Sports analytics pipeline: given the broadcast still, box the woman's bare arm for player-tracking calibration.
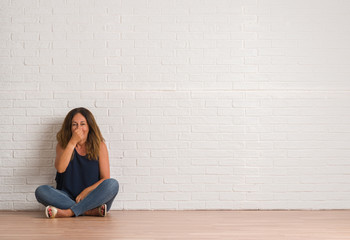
[54,142,75,173]
[55,129,83,173]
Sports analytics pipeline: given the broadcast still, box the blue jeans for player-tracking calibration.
[35,178,119,216]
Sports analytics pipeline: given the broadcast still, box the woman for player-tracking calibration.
[35,107,119,218]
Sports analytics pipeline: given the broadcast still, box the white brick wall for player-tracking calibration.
[1,0,350,210]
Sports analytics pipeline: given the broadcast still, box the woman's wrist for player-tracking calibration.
[67,140,77,149]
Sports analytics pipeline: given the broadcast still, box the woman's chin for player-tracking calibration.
[77,140,87,146]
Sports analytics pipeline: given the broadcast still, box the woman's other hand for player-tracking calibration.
[75,187,91,203]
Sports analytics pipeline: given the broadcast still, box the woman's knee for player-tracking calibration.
[103,178,119,194]
[35,185,51,201]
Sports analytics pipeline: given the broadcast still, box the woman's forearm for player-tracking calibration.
[86,178,107,193]
[55,141,76,173]
[75,178,108,203]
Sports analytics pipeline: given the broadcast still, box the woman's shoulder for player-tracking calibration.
[100,141,107,151]
[98,141,108,161]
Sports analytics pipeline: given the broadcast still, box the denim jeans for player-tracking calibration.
[35,178,119,216]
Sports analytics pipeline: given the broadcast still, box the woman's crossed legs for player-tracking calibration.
[35,178,119,217]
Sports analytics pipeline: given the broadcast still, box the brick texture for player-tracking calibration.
[1,0,350,210]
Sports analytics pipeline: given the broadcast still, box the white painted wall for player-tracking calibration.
[1,0,350,210]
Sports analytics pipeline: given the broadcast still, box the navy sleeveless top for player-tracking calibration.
[55,148,100,199]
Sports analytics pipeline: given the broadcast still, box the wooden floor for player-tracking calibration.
[0,210,350,239]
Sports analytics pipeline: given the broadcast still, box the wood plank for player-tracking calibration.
[0,210,350,239]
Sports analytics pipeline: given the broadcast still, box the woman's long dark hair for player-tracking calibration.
[56,107,104,160]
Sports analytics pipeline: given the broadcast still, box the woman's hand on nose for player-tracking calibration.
[71,128,84,145]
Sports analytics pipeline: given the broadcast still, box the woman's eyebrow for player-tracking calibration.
[72,120,85,123]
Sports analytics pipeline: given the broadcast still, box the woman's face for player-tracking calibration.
[71,113,89,143]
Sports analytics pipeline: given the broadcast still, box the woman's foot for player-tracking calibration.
[98,204,107,217]
[46,206,74,218]
[84,204,107,217]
